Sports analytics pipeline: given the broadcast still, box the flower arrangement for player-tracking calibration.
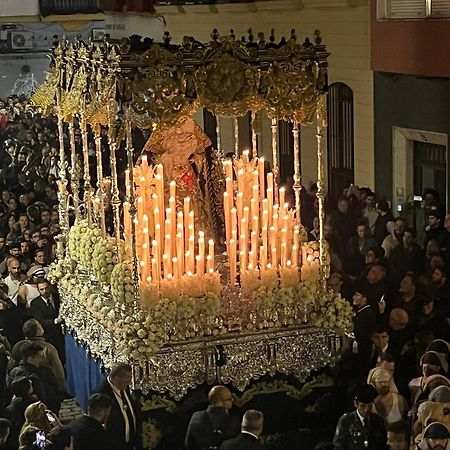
[311,288,354,333]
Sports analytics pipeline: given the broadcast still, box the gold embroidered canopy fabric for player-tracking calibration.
[33,30,329,128]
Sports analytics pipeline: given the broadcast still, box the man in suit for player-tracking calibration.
[29,278,64,359]
[220,410,263,450]
[333,384,387,450]
[185,385,240,450]
[68,393,116,450]
[93,363,141,450]
[353,290,377,378]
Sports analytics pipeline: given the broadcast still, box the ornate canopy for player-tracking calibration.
[33,29,329,128]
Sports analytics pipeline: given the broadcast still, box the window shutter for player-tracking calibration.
[386,0,426,19]
[431,0,450,17]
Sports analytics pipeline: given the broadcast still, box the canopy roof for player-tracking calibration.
[33,29,329,128]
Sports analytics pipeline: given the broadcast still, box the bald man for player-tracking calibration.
[185,386,240,450]
[220,410,263,450]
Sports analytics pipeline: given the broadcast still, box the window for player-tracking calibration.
[377,0,450,19]
[327,82,354,204]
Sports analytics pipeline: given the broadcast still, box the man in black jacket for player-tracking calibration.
[7,341,61,413]
[185,385,240,450]
[68,393,116,450]
[353,290,377,378]
[93,363,141,450]
[29,279,64,359]
[333,384,387,450]
[220,410,263,450]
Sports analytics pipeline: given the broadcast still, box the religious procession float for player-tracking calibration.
[33,28,354,448]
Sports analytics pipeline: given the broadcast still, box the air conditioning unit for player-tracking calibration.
[10,31,33,50]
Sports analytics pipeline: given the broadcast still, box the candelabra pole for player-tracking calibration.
[80,105,92,224]
[251,111,258,157]
[56,90,69,259]
[68,120,80,222]
[94,126,106,235]
[316,95,329,289]
[216,115,222,153]
[107,100,123,262]
[125,108,140,313]
[270,118,279,204]
[233,117,239,156]
[292,121,301,223]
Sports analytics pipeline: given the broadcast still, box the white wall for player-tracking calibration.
[0,0,39,17]
[156,0,374,191]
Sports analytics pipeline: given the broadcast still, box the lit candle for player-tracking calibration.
[291,245,298,268]
[169,180,176,199]
[197,231,205,275]
[224,159,233,180]
[229,239,237,284]
[271,246,278,268]
[152,239,160,281]
[176,229,184,274]
[281,242,287,267]
[261,226,268,269]
[172,257,179,279]
[207,239,214,272]
[164,233,171,263]
[231,208,237,246]
[258,157,265,200]
[260,245,266,270]
[141,153,149,172]
[184,197,190,249]
[224,191,231,247]
[237,169,244,195]
[242,149,250,164]
[279,187,285,209]
[236,192,243,223]
[250,231,258,267]
[188,235,195,273]
[267,188,273,227]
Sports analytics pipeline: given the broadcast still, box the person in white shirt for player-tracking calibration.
[4,257,25,305]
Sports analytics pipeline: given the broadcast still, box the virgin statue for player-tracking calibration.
[143,117,220,239]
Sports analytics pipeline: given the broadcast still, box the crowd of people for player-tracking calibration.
[0,95,449,450]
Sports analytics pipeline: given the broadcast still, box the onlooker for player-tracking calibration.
[220,410,263,450]
[68,393,116,450]
[93,363,141,450]
[185,385,240,450]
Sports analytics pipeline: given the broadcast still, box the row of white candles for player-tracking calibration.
[223,151,301,284]
[123,157,215,285]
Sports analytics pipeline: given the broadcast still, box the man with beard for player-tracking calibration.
[366,367,408,426]
[333,384,387,450]
[418,422,450,450]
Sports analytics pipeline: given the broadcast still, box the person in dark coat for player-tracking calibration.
[29,279,64,360]
[333,384,387,450]
[185,385,240,450]
[68,393,116,450]
[92,363,141,450]
[7,342,61,414]
[220,410,263,450]
[5,377,34,446]
[352,290,377,378]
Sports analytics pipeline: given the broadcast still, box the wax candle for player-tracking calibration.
[169,181,176,199]
[279,187,285,209]
[197,231,205,275]
[207,239,214,272]
[176,230,184,274]
[229,239,236,284]
[258,157,265,199]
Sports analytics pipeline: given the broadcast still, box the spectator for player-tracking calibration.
[29,279,64,358]
[7,343,62,414]
[417,422,450,450]
[367,367,408,425]
[9,319,65,390]
[46,426,73,450]
[220,409,263,450]
[333,384,387,449]
[386,420,409,450]
[68,393,116,450]
[0,419,11,449]
[93,363,141,450]
[382,217,406,260]
[185,385,240,450]
[374,200,395,246]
